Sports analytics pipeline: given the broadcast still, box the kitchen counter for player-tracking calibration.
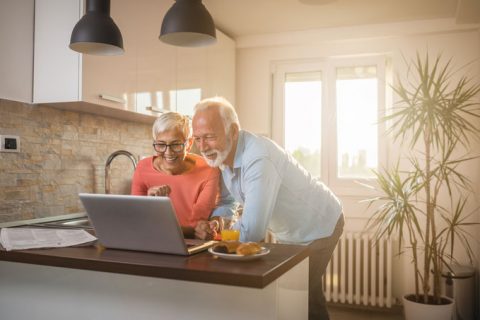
[0,242,310,320]
[0,242,309,288]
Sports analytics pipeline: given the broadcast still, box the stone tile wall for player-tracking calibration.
[0,99,154,223]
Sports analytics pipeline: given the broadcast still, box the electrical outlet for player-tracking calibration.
[0,135,20,153]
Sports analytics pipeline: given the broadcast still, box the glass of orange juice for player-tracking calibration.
[220,216,240,241]
[221,229,240,241]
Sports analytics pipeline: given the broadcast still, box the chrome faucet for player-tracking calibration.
[105,150,138,194]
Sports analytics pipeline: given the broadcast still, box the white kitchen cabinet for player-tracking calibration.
[0,1,35,103]
[135,0,235,117]
[33,0,81,104]
[173,30,236,116]
[0,258,308,320]
[138,30,235,118]
[0,0,235,122]
[34,0,138,114]
[135,0,177,115]
[206,31,236,104]
[81,0,138,112]
[173,46,208,116]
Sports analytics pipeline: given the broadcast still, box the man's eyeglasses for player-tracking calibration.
[153,142,186,153]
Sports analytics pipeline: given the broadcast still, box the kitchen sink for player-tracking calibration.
[56,218,91,227]
[0,213,93,230]
[30,217,93,230]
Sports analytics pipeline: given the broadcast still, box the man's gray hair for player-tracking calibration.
[152,112,191,140]
[194,96,241,134]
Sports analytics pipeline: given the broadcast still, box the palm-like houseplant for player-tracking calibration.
[365,53,480,311]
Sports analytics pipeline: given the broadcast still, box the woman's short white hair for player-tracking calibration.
[152,112,191,140]
[194,96,240,133]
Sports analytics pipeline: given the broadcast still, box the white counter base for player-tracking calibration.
[0,257,308,320]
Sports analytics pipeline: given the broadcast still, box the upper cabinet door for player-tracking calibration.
[5,0,235,122]
[81,0,138,112]
[174,46,208,116]
[0,0,34,103]
[33,0,137,112]
[33,0,81,103]
[135,0,235,117]
[206,30,236,104]
[135,0,176,115]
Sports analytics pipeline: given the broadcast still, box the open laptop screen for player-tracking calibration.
[79,193,213,255]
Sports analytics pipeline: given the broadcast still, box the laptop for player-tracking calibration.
[79,193,215,255]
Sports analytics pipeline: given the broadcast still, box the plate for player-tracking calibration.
[208,247,270,261]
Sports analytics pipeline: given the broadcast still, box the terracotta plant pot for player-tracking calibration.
[403,294,454,320]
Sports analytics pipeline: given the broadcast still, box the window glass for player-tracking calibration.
[284,72,322,177]
[336,66,378,178]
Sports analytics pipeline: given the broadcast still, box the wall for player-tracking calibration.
[0,99,153,223]
[234,18,480,304]
[476,29,480,317]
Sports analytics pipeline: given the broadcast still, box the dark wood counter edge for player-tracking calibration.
[0,245,310,289]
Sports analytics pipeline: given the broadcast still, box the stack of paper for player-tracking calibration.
[0,228,97,251]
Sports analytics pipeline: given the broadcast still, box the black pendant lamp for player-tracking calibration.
[160,0,216,47]
[69,0,124,55]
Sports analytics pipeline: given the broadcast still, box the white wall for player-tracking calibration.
[235,18,480,304]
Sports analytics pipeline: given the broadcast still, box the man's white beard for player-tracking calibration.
[202,135,233,168]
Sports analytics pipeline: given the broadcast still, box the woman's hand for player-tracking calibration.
[147,185,171,197]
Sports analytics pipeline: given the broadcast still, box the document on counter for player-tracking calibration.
[0,228,97,251]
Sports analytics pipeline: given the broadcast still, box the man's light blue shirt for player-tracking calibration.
[219,130,342,244]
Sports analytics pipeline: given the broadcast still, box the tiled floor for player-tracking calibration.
[328,303,404,320]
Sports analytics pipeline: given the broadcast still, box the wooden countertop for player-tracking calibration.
[0,243,309,289]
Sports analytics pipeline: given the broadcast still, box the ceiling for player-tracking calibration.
[202,0,480,38]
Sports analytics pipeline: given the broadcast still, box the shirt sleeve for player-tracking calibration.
[211,178,238,218]
[239,157,282,242]
[130,161,148,195]
[189,169,220,224]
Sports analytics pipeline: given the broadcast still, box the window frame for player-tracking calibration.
[271,56,388,196]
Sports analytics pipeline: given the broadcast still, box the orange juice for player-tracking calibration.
[221,229,240,241]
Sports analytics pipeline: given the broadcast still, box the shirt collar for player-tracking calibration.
[219,130,245,172]
[233,130,245,169]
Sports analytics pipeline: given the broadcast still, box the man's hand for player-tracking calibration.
[147,185,171,197]
[194,219,219,240]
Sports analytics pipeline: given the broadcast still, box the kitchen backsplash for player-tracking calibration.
[0,99,154,223]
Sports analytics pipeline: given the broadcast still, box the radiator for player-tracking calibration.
[323,232,393,308]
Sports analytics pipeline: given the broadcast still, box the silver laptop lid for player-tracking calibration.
[79,193,193,255]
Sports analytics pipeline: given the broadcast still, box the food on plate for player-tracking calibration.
[212,241,263,256]
[235,242,262,256]
[212,241,241,254]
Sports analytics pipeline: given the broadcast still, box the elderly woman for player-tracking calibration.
[131,112,221,238]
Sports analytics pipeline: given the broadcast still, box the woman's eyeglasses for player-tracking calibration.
[152,142,186,153]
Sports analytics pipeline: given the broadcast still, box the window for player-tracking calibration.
[336,66,378,179]
[273,57,386,194]
[284,72,322,177]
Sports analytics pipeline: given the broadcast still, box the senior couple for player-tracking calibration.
[131,97,344,320]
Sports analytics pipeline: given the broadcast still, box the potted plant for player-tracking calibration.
[364,52,480,319]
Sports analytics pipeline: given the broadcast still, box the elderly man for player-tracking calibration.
[192,96,344,320]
